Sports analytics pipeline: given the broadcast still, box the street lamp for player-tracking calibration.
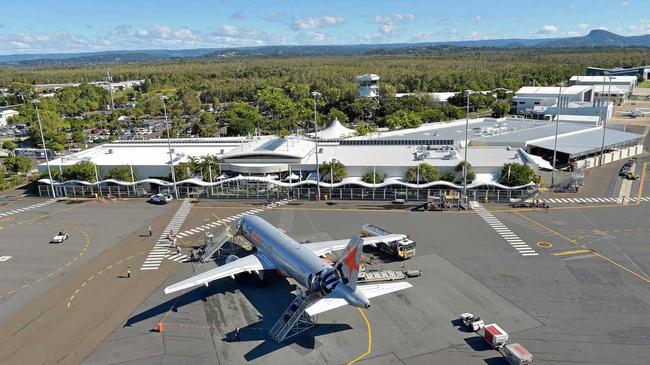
[462,89,474,204]
[599,74,614,166]
[161,96,178,198]
[311,91,322,200]
[550,82,564,188]
[25,96,56,198]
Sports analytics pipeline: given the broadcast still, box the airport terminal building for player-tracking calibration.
[38,117,644,200]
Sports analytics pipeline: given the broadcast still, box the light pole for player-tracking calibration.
[33,99,56,198]
[550,82,564,188]
[311,91,322,200]
[462,89,474,203]
[161,96,178,198]
[106,69,115,112]
[599,74,613,166]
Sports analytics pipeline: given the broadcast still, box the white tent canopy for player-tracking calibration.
[312,118,356,139]
[283,172,300,181]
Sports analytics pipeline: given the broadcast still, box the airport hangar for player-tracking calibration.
[38,117,644,198]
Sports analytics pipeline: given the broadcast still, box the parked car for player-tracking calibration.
[51,231,69,243]
[149,193,173,204]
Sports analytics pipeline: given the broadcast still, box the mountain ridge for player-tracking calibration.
[1,29,648,66]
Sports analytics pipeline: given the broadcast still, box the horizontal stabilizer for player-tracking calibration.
[305,281,412,316]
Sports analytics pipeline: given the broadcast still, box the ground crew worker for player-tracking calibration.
[148,225,152,237]
[176,245,181,255]
[127,266,131,278]
[234,327,240,341]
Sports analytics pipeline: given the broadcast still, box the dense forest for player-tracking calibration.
[0,47,648,150]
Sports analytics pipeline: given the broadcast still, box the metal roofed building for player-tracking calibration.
[586,66,650,80]
[569,75,637,104]
[511,85,615,120]
[37,117,643,199]
[527,127,643,169]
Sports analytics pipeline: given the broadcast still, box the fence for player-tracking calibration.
[38,182,530,203]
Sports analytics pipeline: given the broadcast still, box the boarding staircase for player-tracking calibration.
[552,166,585,193]
[269,291,321,343]
[511,185,548,207]
[199,230,233,263]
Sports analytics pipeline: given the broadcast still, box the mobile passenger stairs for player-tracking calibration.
[193,229,242,263]
[552,165,585,193]
[510,185,549,208]
[269,268,421,343]
[269,291,322,343]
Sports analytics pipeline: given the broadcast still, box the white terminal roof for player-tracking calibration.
[310,144,524,168]
[592,84,627,94]
[49,138,255,167]
[515,85,593,95]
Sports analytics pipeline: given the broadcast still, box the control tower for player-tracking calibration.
[356,74,380,98]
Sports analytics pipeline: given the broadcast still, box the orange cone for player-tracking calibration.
[156,322,164,333]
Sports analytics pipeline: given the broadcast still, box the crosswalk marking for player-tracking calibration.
[546,196,650,204]
[140,199,192,271]
[0,199,57,217]
[470,201,538,258]
[173,198,294,240]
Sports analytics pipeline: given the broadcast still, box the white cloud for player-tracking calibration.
[208,25,283,46]
[112,24,132,36]
[537,25,558,35]
[134,25,200,44]
[214,25,238,36]
[373,13,416,34]
[292,16,344,31]
[564,31,580,37]
[10,41,29,49]
[628,18,650,34]
[576,23,589,31]
[620,1,631,6]
[474,15,482,21]
[296,31,328,44]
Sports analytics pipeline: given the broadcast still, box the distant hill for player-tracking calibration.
[1,29,649,66]
[537,29,650,48]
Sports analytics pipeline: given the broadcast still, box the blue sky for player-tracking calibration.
[0,0,647,54]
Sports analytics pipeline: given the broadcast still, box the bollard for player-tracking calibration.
[156,322,164,333]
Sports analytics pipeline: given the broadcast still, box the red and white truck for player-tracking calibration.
[504,343,534,365]
[481,323,509,349]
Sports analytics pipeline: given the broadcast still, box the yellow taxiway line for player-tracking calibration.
[553,248,592,256]
[514,212,650,284]
[347,308,372,365]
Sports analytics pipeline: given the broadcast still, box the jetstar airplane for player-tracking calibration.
[164,215,412,316]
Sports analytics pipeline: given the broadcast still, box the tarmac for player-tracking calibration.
[0,164,648,364]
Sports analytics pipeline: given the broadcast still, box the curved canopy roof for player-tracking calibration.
[313,118,356,139]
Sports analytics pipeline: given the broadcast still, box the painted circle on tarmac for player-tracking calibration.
[537,241,553,248]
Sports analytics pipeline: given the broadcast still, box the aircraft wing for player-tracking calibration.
[163,252,276,294]
[303,234,406,257]
[305,281,412,316]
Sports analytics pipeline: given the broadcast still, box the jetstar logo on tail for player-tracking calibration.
[342,247,359,278]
